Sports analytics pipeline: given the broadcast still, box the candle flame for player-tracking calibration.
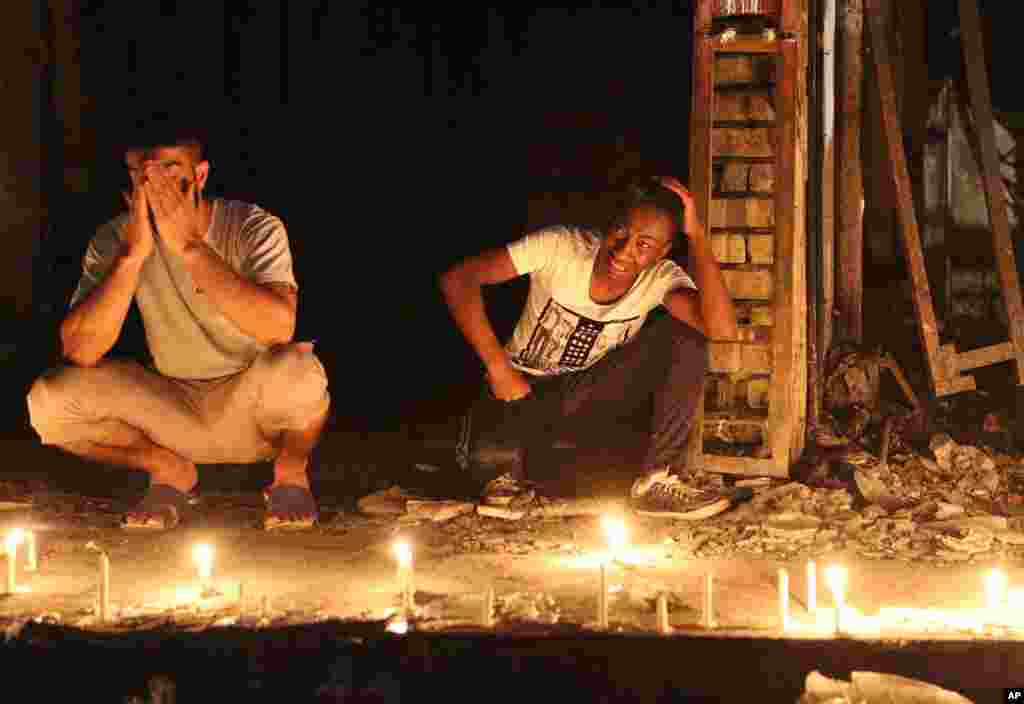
[193,543,214,580]
[985,569,1008,611]
[393,540,412,569]
[601,515,628,556]
[824,565,847,604]
[386,618,409,635]
[5,528,24,554]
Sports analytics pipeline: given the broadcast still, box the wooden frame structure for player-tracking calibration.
[864,0,1024,397]
[686,1,807,477]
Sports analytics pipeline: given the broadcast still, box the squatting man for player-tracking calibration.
[27,123,330,530]
[440,177,739,516]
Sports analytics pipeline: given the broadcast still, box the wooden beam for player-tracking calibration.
[835,0,864,344]
[696,2,712,33]
[958,0,1024,386]
[768,38,805,474]
[956,342,1015,372]
[864,0,945,396]
[821,0,836,355]
[713,38,782,53]
[687,36,716,471]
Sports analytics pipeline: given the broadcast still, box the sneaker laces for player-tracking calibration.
[644,475,716,508]
[484,473,523,495]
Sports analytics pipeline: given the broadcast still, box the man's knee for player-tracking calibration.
[26,365,92,444]
[257,343,330,427]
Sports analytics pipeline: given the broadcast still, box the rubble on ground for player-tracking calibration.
[670,432,1024,566]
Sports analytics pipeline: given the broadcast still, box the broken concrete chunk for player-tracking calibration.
[477,505,526,521]
[929,434,957,472]
[357,486,415,516]
[405,501,476,523]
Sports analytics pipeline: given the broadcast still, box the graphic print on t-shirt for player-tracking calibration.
[516,298,640,372]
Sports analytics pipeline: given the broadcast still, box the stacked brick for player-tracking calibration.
[704,52,780,453]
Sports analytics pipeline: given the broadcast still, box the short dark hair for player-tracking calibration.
[119,112,208,162]
[610,176,685,235]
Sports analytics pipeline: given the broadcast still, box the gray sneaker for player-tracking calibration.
[631,468,746,520]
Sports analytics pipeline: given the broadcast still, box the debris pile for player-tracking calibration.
[671,433,1024,565]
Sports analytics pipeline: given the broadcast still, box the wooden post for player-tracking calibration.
[821,0,836,356]
[835,0,864,344]
[957,0,1024,386]
[864,0,945,396]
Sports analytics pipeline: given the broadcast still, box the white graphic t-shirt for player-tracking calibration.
[69,198,298,380]
[504,225,697,377]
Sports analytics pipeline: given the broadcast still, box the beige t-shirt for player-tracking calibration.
[70,198,298,380]
[504,225,696,377]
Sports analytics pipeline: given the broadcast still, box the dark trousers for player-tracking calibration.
[456,312,708,483]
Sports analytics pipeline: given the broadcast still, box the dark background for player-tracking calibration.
[28,1,1024,429]
[33,2,700,426]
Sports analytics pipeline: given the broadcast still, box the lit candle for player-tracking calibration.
[393,540,414,614]
[193,543,214,587]
[482,587,494,628]
[25,532,36,572]
[99,552,110,623]
[825,565,847,636]
[703,573,715,629]
[985,569,1008,612]
[806,561,816,612]
[778,568,790,631]
[656,593,671,635]
[601,515,628,563]
[598,561,609,629]
[5,529,24,595]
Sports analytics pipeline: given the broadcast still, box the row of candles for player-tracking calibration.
[4,520,1021,634]
[4,528,215,624]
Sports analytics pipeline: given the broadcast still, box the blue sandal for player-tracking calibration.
[122,484,198,530]
[263,484,319,530]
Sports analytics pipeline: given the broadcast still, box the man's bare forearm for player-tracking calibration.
[439,271,510,372]
[687,226,739,340]
[60,254,145,366]
[181,242,295,346]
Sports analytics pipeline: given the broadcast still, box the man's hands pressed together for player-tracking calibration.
[119,181,155,265]
[141,163,205,255]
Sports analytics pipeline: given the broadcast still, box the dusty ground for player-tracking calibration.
[3,400,1024,702]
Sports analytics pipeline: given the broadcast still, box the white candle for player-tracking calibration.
[601,515,628,563]
[598,562,609,629]
[985,569,1008,613]
[482,587,494,628]
[806,561,816,612]
[703,573,715,629]
[393,540,414,613]
[5,529,23,595]
[193,543,214,585]
[778,568,790,631]
[656,593,670,635]
[25,532,36,572]
[99,552,110,623]
[825,565,847,636]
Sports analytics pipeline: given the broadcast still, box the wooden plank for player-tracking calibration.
[767,38,801,476]
[696,0,714,32]
[821,0,836,356]
[835,0,864,344]
[956,342,1015,372]
[714,38,781,53]
[780,0,800,34]
[692,455,788,478]
[958,0,1024,386]
[687,36,717,472]
[864,0,945,397]
[713,0,782,16]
